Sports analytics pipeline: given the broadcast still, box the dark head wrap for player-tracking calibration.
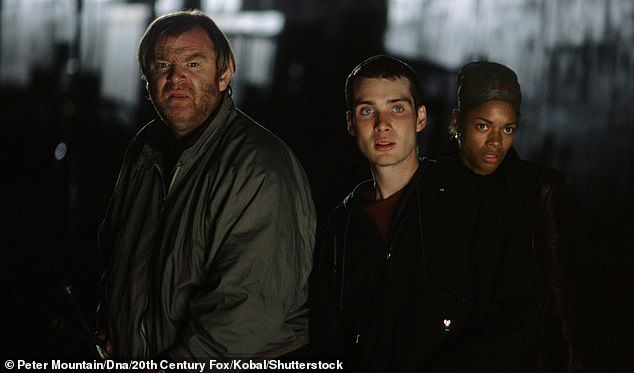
[457,61,521,115]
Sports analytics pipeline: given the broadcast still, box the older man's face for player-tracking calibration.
[148,27,232,138]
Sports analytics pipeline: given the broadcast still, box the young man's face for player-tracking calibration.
[147,27,233,139]
[347,77,426,171]
[454,99,518,175]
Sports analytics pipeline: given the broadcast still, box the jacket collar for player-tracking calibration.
[343,160,425,208]
[179,93,235,163]
[141,94,235,166]
[343,156,474,208]
[492,147,540,192]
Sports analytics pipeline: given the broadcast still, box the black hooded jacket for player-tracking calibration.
[310,156,545,372]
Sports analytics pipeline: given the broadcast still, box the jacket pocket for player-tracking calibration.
[380,291,467,369]
[351,290,468,371]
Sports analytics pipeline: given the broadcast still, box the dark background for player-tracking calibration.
[1,0,632,371]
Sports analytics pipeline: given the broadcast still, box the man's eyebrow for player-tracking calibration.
[183,52,208,60]
[354,97,412,106]
[154,51,209,60]
[387,97,412,104]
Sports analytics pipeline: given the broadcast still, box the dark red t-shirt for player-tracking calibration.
[361,187,407,246]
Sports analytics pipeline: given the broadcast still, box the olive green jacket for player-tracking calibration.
[99,95,316,359]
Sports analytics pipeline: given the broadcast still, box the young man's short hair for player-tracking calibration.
[345,55,423,112]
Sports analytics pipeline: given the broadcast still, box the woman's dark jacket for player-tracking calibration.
[310,157,545,372]
[487,148,571,372]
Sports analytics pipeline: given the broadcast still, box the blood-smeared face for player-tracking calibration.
[148,27,232,138]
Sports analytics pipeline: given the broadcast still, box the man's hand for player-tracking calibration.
[94,329,113,359]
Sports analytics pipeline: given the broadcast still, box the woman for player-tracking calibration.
[448,61,576,372]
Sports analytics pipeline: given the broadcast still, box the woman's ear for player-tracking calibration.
[450,108,462,145]
[450,109,459,133]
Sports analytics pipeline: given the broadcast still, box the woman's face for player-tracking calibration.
[454,100,518,175]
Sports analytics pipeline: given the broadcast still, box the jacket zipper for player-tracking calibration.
[139,162,180,356]
[168,165,181,194]
[153,163,181,199]
[153,163,167,200]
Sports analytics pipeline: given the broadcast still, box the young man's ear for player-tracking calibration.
[416,105,427,132]
[346,111,356,136]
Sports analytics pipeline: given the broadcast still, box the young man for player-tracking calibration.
[97,10,316,360]
[310,55,543,371]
